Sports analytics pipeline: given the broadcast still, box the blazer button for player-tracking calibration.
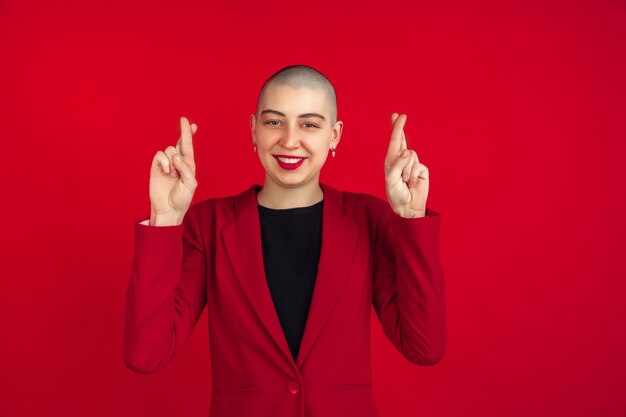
[288,381,300,394]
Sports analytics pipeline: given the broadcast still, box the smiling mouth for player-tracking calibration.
[274,155,306,164]
[273,155,307,170]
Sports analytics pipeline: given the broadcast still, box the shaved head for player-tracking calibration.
[255,65,338,126]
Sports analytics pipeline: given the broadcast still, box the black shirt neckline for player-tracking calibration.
[257,199,324,215]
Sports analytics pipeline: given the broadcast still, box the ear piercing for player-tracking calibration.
[253,144,257,153]
[331,145,336,158]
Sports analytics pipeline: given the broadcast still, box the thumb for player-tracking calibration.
[172,153,198,192]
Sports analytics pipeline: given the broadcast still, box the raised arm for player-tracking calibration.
[123,116,207,374]
[373,111,446,365]
[371,202,447,366]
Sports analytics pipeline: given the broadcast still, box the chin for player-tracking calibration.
[277,177,308,188]
[269,172,312,188]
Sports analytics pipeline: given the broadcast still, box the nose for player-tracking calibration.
[280,123,300,149]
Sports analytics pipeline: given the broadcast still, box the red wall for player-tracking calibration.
[1,1,625,416]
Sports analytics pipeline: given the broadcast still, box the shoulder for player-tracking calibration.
[339,189,386,212]
[190,193,236,214]
[186,184,256,224]
[323,183,389,225]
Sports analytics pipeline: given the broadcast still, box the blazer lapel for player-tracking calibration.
[220,182,361,370]
[221,184,292,369]
[296,183,361,368]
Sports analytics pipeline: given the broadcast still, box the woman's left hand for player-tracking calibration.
[384,113,429,218]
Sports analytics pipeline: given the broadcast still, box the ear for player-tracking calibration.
[331,120,343,149]
[250,114,257,144]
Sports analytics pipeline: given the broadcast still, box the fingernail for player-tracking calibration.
[175,155,182,161]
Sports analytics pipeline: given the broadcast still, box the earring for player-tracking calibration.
[253,144,257,153]
[331,145,336,158]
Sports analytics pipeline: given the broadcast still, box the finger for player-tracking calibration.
[386,149,411,186]
[400,123,408,152]
[413,146,419,165]
[390,113,409,151]
[179,116,195,160]
[172,152,198,193]
[164,146,180,177]
[409,162,429,188]
[175,123,198,155]
[152,151,171,174]
[164,145,176,157]
[402,150,417,183]
[386,113,407,158]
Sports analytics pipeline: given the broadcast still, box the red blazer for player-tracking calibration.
[124,182,446,417]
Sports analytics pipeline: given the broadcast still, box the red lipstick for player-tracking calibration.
[273,155,306,170]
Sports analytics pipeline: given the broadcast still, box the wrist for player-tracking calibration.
[150,212,184,226]
[391,206,426,219]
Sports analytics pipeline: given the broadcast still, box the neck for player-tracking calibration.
[257,175,324,209]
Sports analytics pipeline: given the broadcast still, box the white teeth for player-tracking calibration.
[277,156,304,164]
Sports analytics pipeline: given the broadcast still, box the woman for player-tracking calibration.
[124,65,446,417]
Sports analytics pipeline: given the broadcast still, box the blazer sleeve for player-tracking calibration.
[371,202,447,366]
[123,206,208,374]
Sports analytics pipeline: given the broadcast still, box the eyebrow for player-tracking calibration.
[261,109,326,121]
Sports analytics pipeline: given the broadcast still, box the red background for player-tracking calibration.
[1,1,625,416]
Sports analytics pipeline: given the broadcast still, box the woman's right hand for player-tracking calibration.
[148,116,198,226]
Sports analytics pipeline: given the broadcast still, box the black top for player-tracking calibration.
[257,199,324,363]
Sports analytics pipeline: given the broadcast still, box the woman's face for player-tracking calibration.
[250,84,342,190]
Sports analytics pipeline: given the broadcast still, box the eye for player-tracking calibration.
[303,122,319,128]
[264,120,281,126]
